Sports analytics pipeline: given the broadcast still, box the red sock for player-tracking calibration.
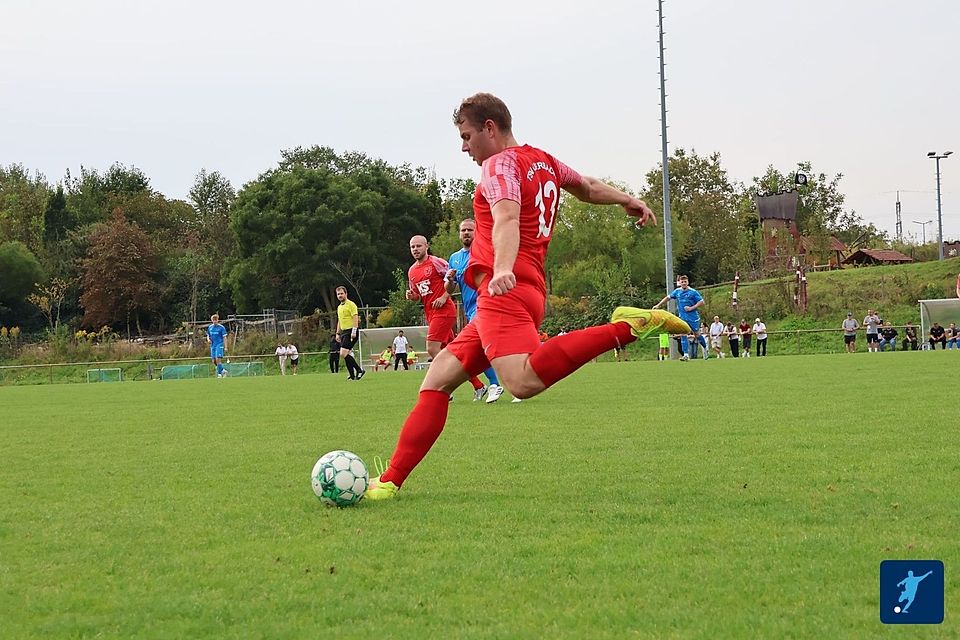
[528,323,635,388]
[381,390,449,487]
[469,376,484,390]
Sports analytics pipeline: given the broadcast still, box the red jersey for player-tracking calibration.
[408,255,456,318]
[465,145,582,296]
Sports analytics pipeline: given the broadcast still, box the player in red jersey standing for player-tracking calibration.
[365,93,689,500]
[406,235,487,400]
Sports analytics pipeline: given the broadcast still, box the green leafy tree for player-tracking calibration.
[0,241,44,323]
[175,169,238,323]
[0,164,51,255]
[547,190,664,299]
[79,210,160,335]
[225,153,442,315]
[379,269,424,327]
[643,149,748,285]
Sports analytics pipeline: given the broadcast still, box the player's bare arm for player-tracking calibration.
[563,176,657,227]
[652,294,671,309]
[488,199,520,296]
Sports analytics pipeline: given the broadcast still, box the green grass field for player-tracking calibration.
[2,353,957,638]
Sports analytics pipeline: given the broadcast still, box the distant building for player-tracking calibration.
[841,248,914,266]
[754,191,847,268]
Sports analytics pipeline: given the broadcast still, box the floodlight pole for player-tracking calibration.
[657,0,675,309]
[929,151,952,260]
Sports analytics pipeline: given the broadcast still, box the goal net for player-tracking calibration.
[222,361,264,377]
[160,364,210,380]
[86,368,122,383]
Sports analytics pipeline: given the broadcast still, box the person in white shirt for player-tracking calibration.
[752,318,768,356]
[709,315,725,358]
[275,342,287,375]
[863,309,882,353]
[392,330,410,371]
[286,342,299,375]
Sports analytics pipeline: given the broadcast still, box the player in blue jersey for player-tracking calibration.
[444,218,505,403]
[206,313,229,377]
[653,275,705,360]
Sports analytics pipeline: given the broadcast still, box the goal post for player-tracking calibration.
[86,368,122,383]
[222,361,264,377]
[160,364,210,380]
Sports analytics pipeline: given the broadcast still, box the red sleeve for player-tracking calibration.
[429,256,449,272]
[479,149,521,206]
[553,157,582,189]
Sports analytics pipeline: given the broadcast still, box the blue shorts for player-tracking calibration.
[681,316,700,333]
[210,344,225,359]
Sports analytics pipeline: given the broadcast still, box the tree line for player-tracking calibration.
[0,146,906,339]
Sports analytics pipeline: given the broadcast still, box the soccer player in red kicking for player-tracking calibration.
[365,93,689,500]
[406,235,488,400]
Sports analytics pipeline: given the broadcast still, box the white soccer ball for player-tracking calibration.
[311,450,368,507]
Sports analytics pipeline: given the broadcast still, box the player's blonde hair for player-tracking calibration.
[336,286,347,294]
[453,93,512,133]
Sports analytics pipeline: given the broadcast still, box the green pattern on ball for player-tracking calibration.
[311,450,368,507]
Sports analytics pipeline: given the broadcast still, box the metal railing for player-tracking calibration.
[0,350,333,386]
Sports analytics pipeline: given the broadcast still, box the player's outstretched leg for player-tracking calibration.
[610,307,691,339]
[501,307,689,400]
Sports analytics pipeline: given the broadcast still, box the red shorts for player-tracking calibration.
[446,281,545,376]
[426,312,456,344]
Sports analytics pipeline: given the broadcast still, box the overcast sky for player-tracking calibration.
[2,0,957,242]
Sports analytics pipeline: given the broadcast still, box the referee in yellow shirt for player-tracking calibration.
[336,286,365,380]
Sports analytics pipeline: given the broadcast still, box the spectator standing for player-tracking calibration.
[842,312,859,353]
[929,322,947,349]
[739,319,752,357]
[328,332,342,373]
[753,318,768,356]
[725,321,740,358]
[901,322,919,351]
[287,341,299,375]
[863,309,881,353]
[709,315,725,358]
[275,342,288,375]
[392,330,410,370]
[878,322,897,352]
